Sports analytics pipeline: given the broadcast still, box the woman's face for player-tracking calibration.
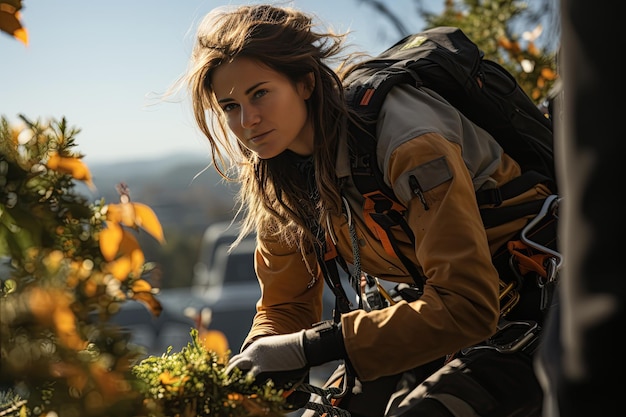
[211,57,314,159]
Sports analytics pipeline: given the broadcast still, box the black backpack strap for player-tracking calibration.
[477,170,557,229]
[314,234,353,321]
[476,170,556,207]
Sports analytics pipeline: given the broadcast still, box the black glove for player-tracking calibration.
[303,320,347,366]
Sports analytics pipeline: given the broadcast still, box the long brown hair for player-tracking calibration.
[181,4,354,254]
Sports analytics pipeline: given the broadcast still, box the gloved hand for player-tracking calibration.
[226,320,348,384]
[226,331,311,410]
[226,331,308,379]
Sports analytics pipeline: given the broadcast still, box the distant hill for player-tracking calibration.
[78,153,237,230]
[75,153,241,288]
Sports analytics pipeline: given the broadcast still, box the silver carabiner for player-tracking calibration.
[520,195,563,271]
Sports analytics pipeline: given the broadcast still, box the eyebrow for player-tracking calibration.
[217,81,267,104]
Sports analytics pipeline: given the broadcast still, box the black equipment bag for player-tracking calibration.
[305,27,561,417]
[342,25,556,198]
[333,26,557,291]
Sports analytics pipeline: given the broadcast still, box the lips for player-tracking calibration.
[249,130,272,143]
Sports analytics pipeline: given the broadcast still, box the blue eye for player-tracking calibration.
[253,89,268,99]
[222,103,239,112]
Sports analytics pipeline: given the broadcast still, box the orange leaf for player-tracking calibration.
[497,36,511,50]
[159,370,180,385]
[537,76,546,88]
[84,276,99,297]
[104,230,145,281]
[12,25,26,44]
[46,152,94,190]
[28,287,56,324]
[107,256,132,281]
[130,278,153,293]
[132,291,163,317]
[0,6,28,46]
[28,288,87,351]
[118,203,139,228]
[541,67,557,80]
[53,303,88,350]
[99,221,123,261]
[105,204,122,223]
[107,201,141,229]
[106,199,165,245]
[89,363,132,402]
[118,230,145,277]
[200,329,229,359]
[132,203,166,244]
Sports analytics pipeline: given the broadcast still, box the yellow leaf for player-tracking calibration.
[130,278,152,293]
[46,152,95,190]
[107,256,131,281]
[159,370,180,385]
[132,203,166,244]
[118,228,140,254]
[119,229,145,276]
[12,25,26,45]
[107,193,165,244]
[119,203,138,228]
[99,221,123,261]
[84,276,99,297]
[200,329,230,359]
[105,230,145,280]
[107,201,139,229]
[105,204,122,224]
[28,288,87,351]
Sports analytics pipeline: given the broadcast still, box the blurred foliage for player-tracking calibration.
[423,0,558,102]
[0,116,290,416]
[363,0,559,103]
[0,115,164,416]
[133,329,287,417]
[0,0,28,45]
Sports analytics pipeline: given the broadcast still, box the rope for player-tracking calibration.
[296,382,351,417]
[342,197,363,307]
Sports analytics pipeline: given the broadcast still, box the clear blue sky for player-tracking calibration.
[1,0,430,165]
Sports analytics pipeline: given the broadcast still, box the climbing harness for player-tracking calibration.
[295,382,352,417]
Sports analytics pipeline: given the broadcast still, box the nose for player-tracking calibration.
[240,105,261,129]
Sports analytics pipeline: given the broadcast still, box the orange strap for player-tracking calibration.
[324,232,339,261]
[507,240,551,278]
[362,192,407,259]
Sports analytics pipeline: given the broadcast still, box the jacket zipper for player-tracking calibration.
[409,175,429,211]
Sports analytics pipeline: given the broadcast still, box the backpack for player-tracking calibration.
[319,26,559,318]
[343,26,555,186]
[305,27,561,416]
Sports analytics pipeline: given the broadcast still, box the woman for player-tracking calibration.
[179,4,554,417]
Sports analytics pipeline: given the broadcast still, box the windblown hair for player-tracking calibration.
[182,4,354,253]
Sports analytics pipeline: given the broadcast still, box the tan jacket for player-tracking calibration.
[244,86,552,381]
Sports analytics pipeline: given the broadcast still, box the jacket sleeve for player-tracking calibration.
[340,132,501,381]
[241,234,326,351]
